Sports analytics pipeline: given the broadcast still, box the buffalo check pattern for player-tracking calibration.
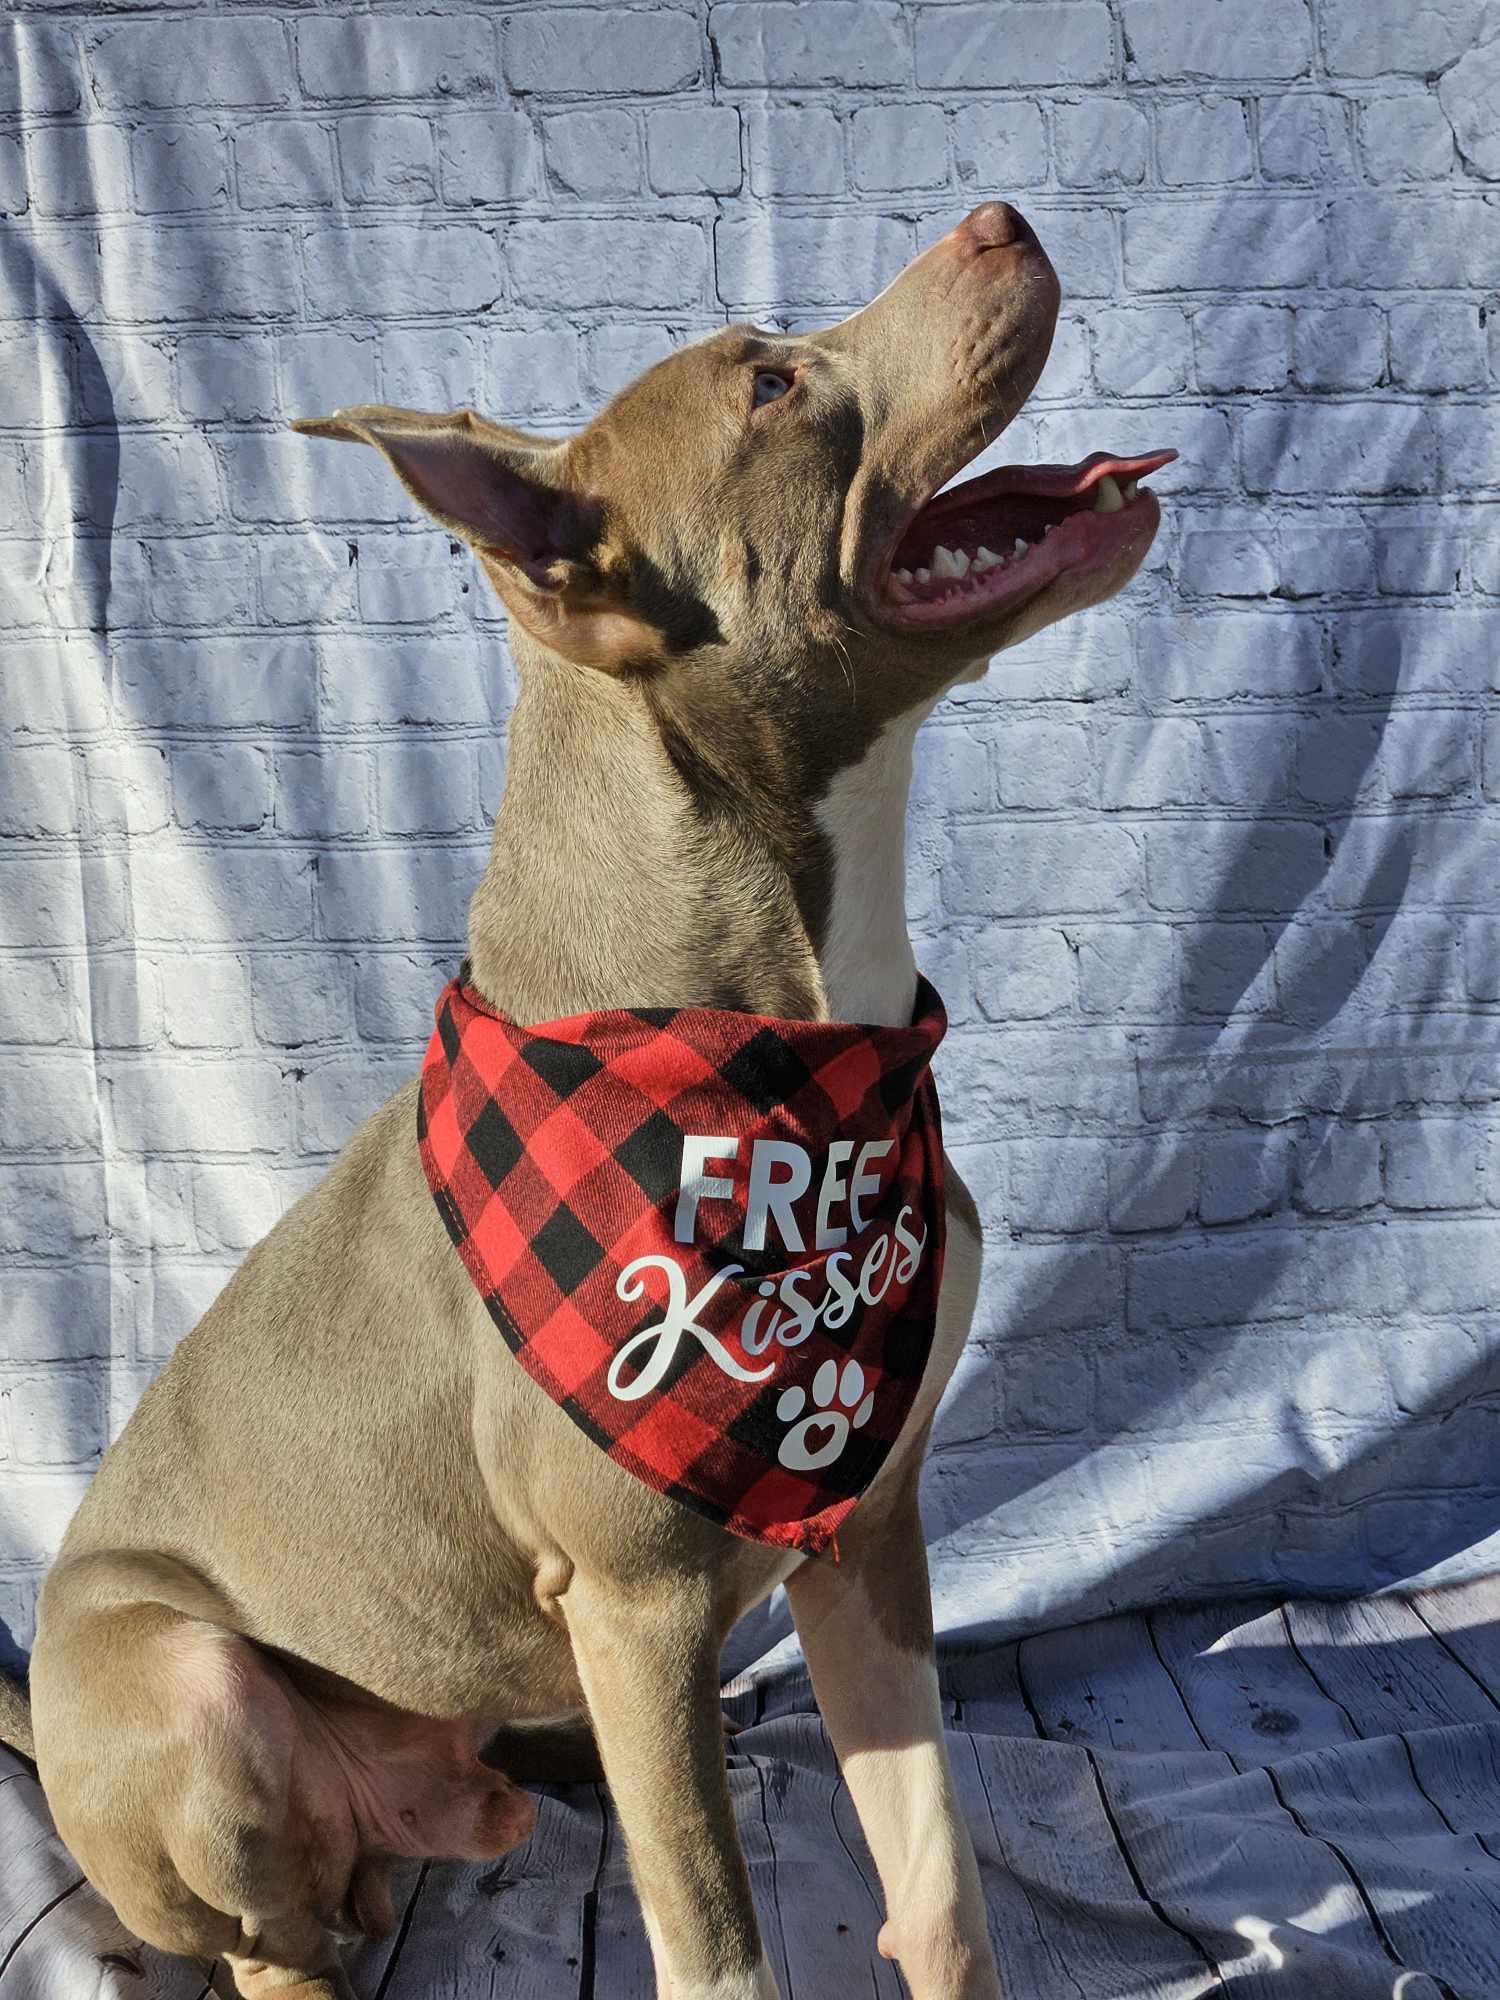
[418,964,947,1554]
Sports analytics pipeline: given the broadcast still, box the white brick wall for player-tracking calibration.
[4,0,1500,1668]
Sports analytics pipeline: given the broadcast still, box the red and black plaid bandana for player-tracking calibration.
[417,966,947,1555]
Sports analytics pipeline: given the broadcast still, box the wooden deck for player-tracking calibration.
[6,1579,1500,1997]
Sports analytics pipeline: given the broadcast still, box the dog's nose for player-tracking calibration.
[957,201,1033,252]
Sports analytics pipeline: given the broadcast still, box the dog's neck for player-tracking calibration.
[465,650,925,1030]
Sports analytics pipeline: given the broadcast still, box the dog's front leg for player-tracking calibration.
[562,1571,779,2000]
[786,1463,1001,2000]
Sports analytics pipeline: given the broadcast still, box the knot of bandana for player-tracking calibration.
[417,968,947,1554]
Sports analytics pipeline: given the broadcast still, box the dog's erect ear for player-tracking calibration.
[293,406,667,674]
[291,407,588,587]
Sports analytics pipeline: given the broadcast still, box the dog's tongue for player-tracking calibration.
[962,448,1178,501]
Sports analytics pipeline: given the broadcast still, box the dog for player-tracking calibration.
[1,202,1171,2000]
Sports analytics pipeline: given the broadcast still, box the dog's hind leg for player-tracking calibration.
[561,1572,779,2000]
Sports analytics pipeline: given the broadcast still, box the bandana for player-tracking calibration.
[417,967,946,1555]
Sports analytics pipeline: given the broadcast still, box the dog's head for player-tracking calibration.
[295,204,1171,745]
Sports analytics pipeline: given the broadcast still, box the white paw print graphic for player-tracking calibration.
[776,1358,876,1473]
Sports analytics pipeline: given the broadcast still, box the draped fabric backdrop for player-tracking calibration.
[2,0,1499,1678]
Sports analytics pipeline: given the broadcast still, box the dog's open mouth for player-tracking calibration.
[879,449,1177,627]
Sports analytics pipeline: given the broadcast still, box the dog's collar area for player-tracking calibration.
[418,972,949,1555]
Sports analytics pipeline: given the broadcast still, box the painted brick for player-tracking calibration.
[1054,100,1149,188]
[1293,306,1386,390]
[1358,94,1456,184]
[915,6,1112,89]
[1109,1139,1197,1233]
[1194,304,1291,391]
[234,120,338,212]
[297,16,497,102]
[745,107,844,199]
[646,107,741,196]
[506,9,700,94]
[545,109,641,197]
[715,214,912,307]
[1296,1123,1382,1214]
[1384,1120,1496,1208]
[970,927,1075,1021]
[1438,35,1500,180]
[1090,306,1190,397]
[1122,0,1313,80]
[130,851,313,945]
[1324,0,1489,79]
[172,747,272,833]
[1181,921,1277,1017]
[438,110,542,204]
[85,19,292,110]
[992,722,1091,810]
[1156,98,1253,186]
[1388,301,1485,392]
[302,223,503,320]
[711,3,908,87]
[251,948,348,1052]
[952,103,1046,190]
[851,104,948,194]
[1124,197,1323,291]
[1076,922,1178,1019]
[1257,95,1353,182]
[131,124,229,214]
[273,750,372,841]
[339,113,438,205]
[0,746,78,837]
[26,126,132,219]
[1200,1130,1294,1225]
[159,954,251,1051]
[510,219,706,309]
[109,1060,288,1155]
[1242,404,1435,496]
[947,823,1139,918]
[1136,612,1322,703]
[0,22,81,117]
[295,1058,409,1153]
[1326,193,1499,290]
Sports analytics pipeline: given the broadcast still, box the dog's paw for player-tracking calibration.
[775,1358,875,1472]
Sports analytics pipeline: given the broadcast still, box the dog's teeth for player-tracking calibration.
[1013,537,1029,557]
[1093,474,1124,513]
[972,545,1002,572]
[893,568,913,584]
[1043,522,1057,538]
[1122,478,1138,501]
[914,566,931,585]
[931,544,969,579]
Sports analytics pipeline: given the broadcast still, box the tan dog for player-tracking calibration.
[1,203,1171,2000]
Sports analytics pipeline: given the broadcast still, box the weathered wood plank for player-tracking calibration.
[1286,1599,1500,1734]
[740,1722,904,1999]
[1285,1596,1500,1877]
[942,1642,1036,1739]
[371,1787,606,2000]
[1410,1577,1500,1694]
[580,1792,655,2000]
[0,1756,86,1965]
[1101,1749,1430,1999]
[1149,1601,1360,1762]
[958,1729,1218,1999]
[1270,1732,1500,1996]
[1020,1614,1206,1754]
[0,1894,208,2000]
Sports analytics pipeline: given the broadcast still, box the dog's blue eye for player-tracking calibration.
[752,370,792,407]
